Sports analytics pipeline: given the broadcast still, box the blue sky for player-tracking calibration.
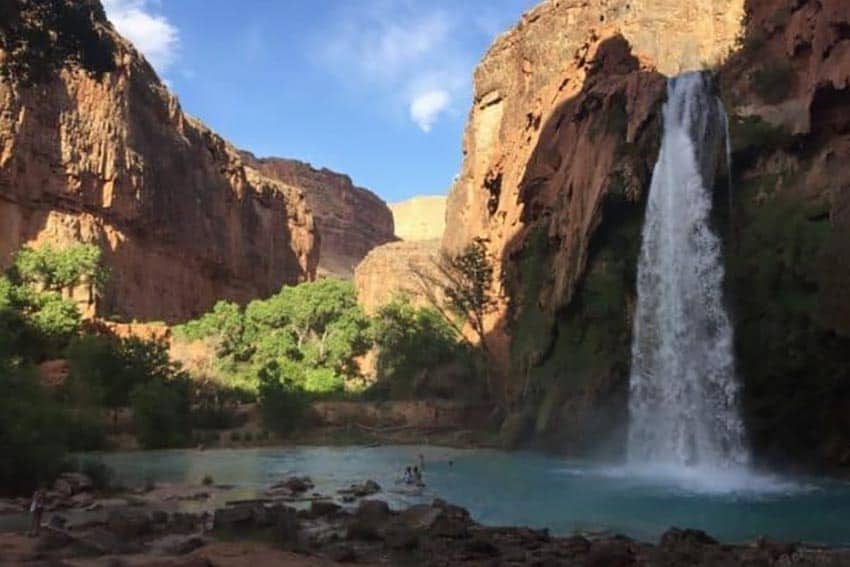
[102,0,537,203]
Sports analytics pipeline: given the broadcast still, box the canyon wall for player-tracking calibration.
[389,195,446,241]
[240,153,396,279]
[446,0,850,470]
[718,0,850,470]
[0,0,317,323]
[443,0,746,449]
[353,239,443,315]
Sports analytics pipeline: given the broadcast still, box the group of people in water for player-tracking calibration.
[399,453,426,487]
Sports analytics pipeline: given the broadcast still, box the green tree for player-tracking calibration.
[372,297,463,398]
[130,377,192,449]
[0,360,69,495]
[438,238,496,352]
[257,360,308,435]
[12,244,105,294]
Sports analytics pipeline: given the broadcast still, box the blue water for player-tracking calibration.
[88,446,850,546]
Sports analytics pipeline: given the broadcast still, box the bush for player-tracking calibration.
[230,431,242,443]
[130,378,192,449]
[258,361,308,436]
[751,62,794,104]
[304,367,344,394]
[0,361,69,495]
[371,298,463,398]
[202,475,214,486]
[192,403,237,430]
[63,410,108,451]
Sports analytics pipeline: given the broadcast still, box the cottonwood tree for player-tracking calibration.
[413,238,498,391]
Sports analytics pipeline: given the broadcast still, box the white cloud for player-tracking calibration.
[102,0,179,73]
[410,89,450,132]
[318,2,470,133]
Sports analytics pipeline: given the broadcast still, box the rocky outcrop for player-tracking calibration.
[718,0,850,470]
[444,0,746,255]
[241,153,395,279]
[353,239,443,315]
[444,0,850,470]
[389,195,447,241]
[443,2,747,415]
[0,1,317,323]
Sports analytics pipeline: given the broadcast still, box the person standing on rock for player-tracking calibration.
[28,487,45,537]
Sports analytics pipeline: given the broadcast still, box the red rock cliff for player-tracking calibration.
[444,0,850,469]
[240,153,396,279]
[0,0,317,323]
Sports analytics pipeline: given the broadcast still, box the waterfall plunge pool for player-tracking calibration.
[78,446,850,546]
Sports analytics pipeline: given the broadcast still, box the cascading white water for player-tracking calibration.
[627,73,748,469]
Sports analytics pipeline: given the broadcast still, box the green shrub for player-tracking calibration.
[192,403,237,430]
[371,297,464,399]
[230,431,242,443]
[751,62,794,104]
[304,367,344,394]
[0,361,69,495]
[242,431,253,443]
[130,378,192,449]
[202,475,214,486]
[258,361,308,436]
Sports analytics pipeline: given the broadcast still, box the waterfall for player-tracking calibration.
[627,73,748,469]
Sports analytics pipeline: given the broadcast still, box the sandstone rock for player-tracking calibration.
[308,500,342,519]
[269,476,314,496]
[54,473,93,497]
[241,153,396,279]
[659,528,718,549]
[0,1,317,323]
[273,505,300,545]
[106,508,152,539]
[347,500,391,541]
[439,0,747,447]
[337,480,381,499]
[389,195,447,241]
[212,505,253,530]
[353,239,444,314]
[151,534,205,556]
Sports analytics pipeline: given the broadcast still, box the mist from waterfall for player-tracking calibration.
[627,73,748,469]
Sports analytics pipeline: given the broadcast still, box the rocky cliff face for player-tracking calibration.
[443,0,745,435]
[718,0,850,470]
[353,239,443,315]
[240,153,396,279]
[389,195,447,241]
[0,0,317,323]
[445,0,850,470]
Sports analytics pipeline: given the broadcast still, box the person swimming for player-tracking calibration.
[401,466,414,485]
[412,466,423,486]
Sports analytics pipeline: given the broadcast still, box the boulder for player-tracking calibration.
[54,473,93,497]
[213,505,254,530]
[384,525,420,550]
[659,527,718,549]
[309,500,342,518]
[153,534,206,556]
[107,509,152,539]
[274,505,300,545]
[337,480,381,499]
[347,500,391,541]
[270,476,314,496]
